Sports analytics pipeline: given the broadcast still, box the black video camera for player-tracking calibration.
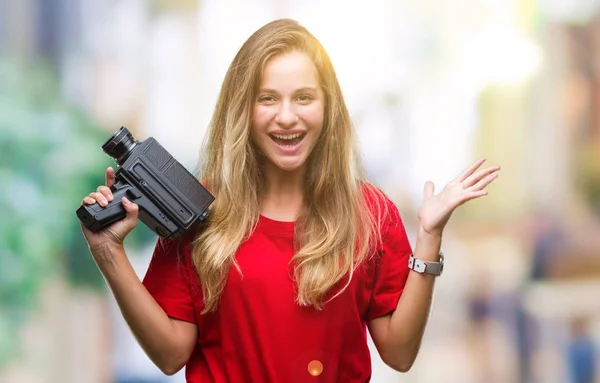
[76,127,214,239]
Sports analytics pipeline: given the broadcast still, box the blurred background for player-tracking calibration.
[1,0,600,382]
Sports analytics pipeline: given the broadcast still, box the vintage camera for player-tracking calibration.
[76,127,214,239]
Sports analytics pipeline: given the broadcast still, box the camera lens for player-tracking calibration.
[102,127,139,165]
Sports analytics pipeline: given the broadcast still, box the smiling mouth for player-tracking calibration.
[269,132,306,147]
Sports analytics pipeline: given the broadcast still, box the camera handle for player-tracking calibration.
[76,180,143,232]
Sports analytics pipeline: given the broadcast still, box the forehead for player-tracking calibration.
[259,51,319,89]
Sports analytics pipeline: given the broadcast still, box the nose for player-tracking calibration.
[274,101,298,128]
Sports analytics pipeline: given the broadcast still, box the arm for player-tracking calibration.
[368,158,500,372]
[81,167,197,375]
[367,228,440,372]
[92,243,198,375]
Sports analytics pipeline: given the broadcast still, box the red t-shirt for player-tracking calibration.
[142,191,411,382]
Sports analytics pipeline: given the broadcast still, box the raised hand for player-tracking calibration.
[80,167,139,249]
[418,158,500,236]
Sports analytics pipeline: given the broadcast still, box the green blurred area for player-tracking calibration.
[0,58,155,367]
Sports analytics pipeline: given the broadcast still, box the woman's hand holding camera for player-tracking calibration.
[80,167,140,254]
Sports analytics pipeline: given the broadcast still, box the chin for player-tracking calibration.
[272,158,307,172]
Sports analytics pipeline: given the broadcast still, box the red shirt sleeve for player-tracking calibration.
[142,237,198,323]
[366,196,412,321]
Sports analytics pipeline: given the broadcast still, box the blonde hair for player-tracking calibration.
[193,18,388,314]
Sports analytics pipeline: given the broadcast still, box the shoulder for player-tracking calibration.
[148,230,199,284]
[154,226,198,260]
[359,182,400,219]
[358,182,407,246]
[360,181,394,204]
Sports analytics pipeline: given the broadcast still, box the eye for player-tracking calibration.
[296,94,313,103]
[257,95,276,104]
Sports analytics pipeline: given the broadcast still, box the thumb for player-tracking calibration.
[122,197,139,223]
[423,181,435,199]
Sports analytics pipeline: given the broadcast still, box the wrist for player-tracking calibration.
[408,252,444,276]
[418,225,443,240]
[89,240,124,253]
[415,227,443,262]
[89,242,126,269]
[417,227,443,249]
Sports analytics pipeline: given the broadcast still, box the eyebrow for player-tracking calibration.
[258,87,319,94]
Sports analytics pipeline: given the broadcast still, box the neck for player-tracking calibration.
[260,163,306,222]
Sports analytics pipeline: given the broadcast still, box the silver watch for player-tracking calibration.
[408,252,444,276]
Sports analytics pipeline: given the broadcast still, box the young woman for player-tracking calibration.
[81,18,500,382]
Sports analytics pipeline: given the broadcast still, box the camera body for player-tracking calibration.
[76,127,214,239]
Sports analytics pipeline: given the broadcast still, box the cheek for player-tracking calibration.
[252,106,274,128]
[301,105,325,131]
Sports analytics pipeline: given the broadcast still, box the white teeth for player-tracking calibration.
[272,133,302,140]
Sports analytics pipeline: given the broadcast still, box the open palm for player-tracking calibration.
[418,158,500,236]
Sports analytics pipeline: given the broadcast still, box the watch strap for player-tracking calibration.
[408,252,444,276]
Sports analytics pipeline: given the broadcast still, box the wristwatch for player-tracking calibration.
[408,252,444,276]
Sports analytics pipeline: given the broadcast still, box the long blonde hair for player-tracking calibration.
[193,18,388,314]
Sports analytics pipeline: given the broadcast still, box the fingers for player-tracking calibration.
[457,158,486,183]
[463,189,489,201]
[81,169,116,207]
[106,167,116,188]
[97,185,113,202]
[469,171,499,191]
[82,191,110,207]
[459,171,498,204]
[463,165,501,188]
[82,196,96,205]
